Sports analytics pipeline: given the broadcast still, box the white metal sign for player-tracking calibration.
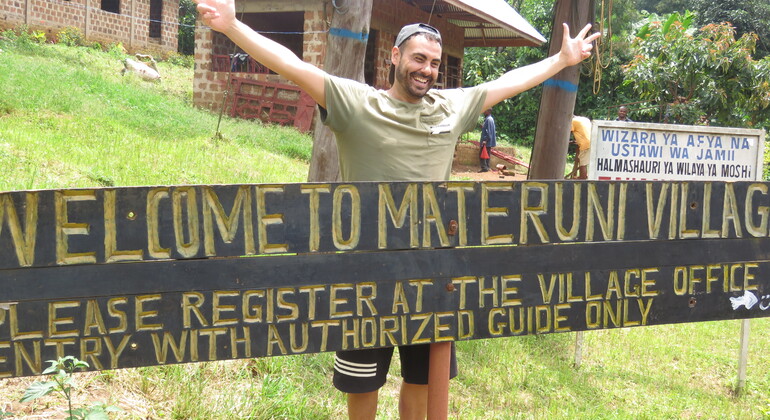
[588,120,766,181]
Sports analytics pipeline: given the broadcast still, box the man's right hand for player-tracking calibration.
[194,0,237,33]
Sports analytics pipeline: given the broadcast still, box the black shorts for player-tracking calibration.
[333,344,458,394]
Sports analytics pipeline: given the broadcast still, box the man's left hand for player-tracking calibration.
[559,23,601,66]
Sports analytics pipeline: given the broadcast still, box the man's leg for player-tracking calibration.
[347,391,379,420]
[398,344,457,420]
[399,382,428,420]
[334,349,393,420]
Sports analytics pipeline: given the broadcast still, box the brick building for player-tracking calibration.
[0,0,179,53]
[193,0,545,132]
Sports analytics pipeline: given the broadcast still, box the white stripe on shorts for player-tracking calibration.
[334,355,377,377]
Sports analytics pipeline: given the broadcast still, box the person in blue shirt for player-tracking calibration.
[479,108,496,172]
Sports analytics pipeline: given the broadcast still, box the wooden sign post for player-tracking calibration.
[1,180,769,385]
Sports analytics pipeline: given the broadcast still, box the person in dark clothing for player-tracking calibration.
[616,105,633,122]
[479,108,496,172]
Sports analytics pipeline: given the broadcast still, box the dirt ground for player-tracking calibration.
[451,142,528,181]
[451,162,528,181]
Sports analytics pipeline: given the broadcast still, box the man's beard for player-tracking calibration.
[395,65,434,100]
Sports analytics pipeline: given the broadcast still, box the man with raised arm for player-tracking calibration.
[195,1,600,418]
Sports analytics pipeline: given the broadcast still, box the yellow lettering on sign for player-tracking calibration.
[151,331,188,364]
[745,184,769,237]
[202,186,255,256]
[146,188,171,259]
[55,190,97,265]
[79,337,103,370]
[520,182,549,244]
[301,184,330,252]
[104,190,143,263]
[555,182,580,241]
[255,185,288,254]
[83,299,107,336]
[378,183,419,249]
[104,335,131,368]
[172,187,200,258]
[14,341,42,376]
[0,341,8,378]
[135,295,163,331]
[586,183,615,242]
[10,305,42,340]
[0,192,38,267]
[422,183,450,247]
[481,182,513,245]
[107,297,128,333]
[43,338,76,359]
[330,284,353,318]
[48,301,80,338]
[230,327,251,358]
[212,291,239,326]
[333,185,361,251]
[446,182,474,246]
[182,292,208,328]
[721,183,743,238]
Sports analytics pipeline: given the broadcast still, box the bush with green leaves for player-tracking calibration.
[20,356,120,420]
[57,26,86,47]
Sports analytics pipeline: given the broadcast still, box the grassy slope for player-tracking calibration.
[0,37,769,419]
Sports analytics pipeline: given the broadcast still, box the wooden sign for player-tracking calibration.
[1,180,769,377]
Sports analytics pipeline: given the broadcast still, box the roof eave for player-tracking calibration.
[442,0,547,46]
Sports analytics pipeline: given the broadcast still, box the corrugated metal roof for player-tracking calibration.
[405,0,546,47]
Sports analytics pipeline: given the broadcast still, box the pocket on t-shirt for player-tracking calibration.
[422,115,458,147]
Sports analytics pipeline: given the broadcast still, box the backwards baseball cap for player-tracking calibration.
[395,23,442,47]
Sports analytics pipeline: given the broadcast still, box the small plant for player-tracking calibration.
[761,397,770,419]
[107,42,127,59]
[57,26,86,47]
[164,51,195,68]
[20,356,120,420]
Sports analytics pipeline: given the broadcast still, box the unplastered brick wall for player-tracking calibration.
[371,0,465,89]
[192,0,466,117]
[193,1,328,113]
[0,0,178,54]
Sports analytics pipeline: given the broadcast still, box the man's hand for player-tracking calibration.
[194,0,237,34]
[559,23,601,67]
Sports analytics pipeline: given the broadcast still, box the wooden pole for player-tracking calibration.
[427,342,451,420]
[736,319,750,394]
[527,0,594,368]
[528,0,594,180]
[307,0,372,182]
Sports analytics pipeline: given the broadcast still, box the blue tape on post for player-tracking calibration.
[543,78,578,92]
[329,27,369,43]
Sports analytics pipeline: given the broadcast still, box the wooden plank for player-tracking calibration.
[1,180,770,378]
[2,181,770,270]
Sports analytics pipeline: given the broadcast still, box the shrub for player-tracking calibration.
[164,51,194,68]
[57,26,86,47]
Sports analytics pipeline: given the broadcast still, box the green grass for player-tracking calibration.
[0,35,312,191]
[1,34,769,419]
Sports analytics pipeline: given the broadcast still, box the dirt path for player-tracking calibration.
[451,163,528,181]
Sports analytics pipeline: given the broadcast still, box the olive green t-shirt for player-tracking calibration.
[320,75,487,182]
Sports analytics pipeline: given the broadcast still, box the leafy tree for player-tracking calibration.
[636,0,692,15]
[178,0,197,55]
[463,0,553,146]
[692,0,770,58]
[464,0,642,145]
[623,12,770,127]
[634,0,770,58]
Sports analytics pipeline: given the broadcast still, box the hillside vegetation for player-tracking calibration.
[1,31,770,419]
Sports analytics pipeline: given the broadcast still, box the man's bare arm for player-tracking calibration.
[195,0,327,108]
[481,23,601,110]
